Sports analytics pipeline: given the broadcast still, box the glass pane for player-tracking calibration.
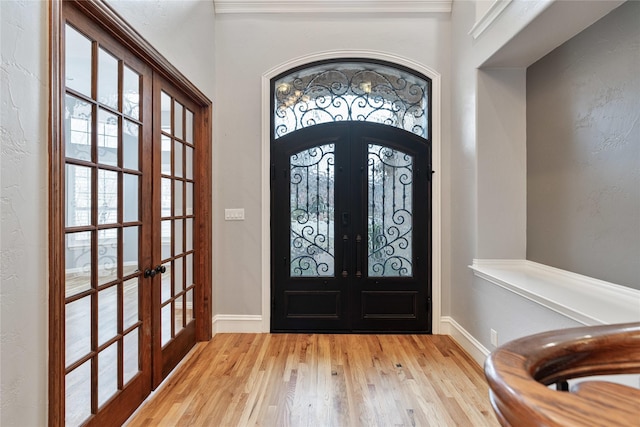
[185,146,194,180]
[290,144,335,277]
[123,173,139,223]
[123,120,139,170]
[123,65,139,120]
[175,256,184,292]
[161,91,171,133]
[161,262,172,303]
[66,232,91,298]
[174,219,183,255]
[274,62,429,139]
[97,228,118,285]
[98,48,118,110]
[161,304,172,346]
[65,95,92,162]
[186,289,195,322]
[65,296,91,367]
[98,169,118,225]
[123,328,139,385]
[368,144,413,277]
[123,278,138,330]
[98,342,118,408]
[186,218,193,252]
[65,164,92,227]
[65,25,92,97]
[174,140,183,178]
[161,220,171,260]
[175,295,184,334]
[98,285,117,346]
[174,180,183,217]
[123,226,138,277]
[97,109,118,166]
[174,102,183,139]
[185,109,194,144]
[186,253,193,287]
[161,178,172,218]
[66,360,91,427]
[161,135,171,175]
[186,182,193,216]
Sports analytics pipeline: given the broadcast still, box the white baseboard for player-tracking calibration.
[212,315,263,334]
[440,316,490,367]
[210,314,490,367]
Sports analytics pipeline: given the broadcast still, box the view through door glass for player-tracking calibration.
[271,122,431,332]
[153,78,198,387]
[63,20,153,426]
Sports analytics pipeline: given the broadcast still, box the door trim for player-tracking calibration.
[49,1,212,425]
[260,50,442,334]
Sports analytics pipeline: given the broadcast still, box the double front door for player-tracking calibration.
[58,4,209,426]
[272,122,431,332]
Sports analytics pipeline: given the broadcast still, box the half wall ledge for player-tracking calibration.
[470,259,640,326]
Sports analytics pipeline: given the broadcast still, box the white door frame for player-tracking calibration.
[260,50,442,333]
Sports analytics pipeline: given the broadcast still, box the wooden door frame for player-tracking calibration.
[48,1,212,425]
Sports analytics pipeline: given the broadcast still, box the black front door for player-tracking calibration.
[271,122,431,332]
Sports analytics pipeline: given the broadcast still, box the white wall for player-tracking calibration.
[1,1,49,425]
[213,12,452,317]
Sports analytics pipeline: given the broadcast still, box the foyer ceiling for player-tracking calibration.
[213,0,453,14]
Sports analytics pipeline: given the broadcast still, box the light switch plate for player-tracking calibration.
[225,208,245,221]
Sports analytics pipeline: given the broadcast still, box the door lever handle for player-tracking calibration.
[355,234,363,278]
[342,234,349,278]
[144,265,166,278]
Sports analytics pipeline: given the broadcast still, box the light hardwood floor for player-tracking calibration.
[125,334,499,426]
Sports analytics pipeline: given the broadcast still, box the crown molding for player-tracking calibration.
[214,0,452,14]
[468,0,512,39]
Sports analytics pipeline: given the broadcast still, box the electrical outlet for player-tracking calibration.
[490,329,498,347]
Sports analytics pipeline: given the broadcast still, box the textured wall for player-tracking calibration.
[527,1,640,289]
[1,1,48,425]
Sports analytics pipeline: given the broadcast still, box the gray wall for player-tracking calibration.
[527,1,640,289]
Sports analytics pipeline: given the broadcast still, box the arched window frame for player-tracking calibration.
[271,59,432,141]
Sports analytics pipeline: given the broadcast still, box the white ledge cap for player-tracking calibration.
[470,260,640,326]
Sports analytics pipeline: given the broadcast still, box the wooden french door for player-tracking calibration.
[151,77,199,387]
[271,122,432,332]
[51,2,211,426]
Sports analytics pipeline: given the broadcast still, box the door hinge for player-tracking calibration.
[427,297,432,311]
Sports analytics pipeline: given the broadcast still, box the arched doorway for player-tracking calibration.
[269,60,433,332]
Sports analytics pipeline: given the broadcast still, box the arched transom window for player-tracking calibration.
[273,60,431,140]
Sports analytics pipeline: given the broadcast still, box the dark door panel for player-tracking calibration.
[271,122,431,333]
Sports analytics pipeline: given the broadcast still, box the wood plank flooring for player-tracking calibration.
[125,334,499,426]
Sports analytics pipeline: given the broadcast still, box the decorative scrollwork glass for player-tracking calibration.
[274,61,429,140]
[367,144,413,277]
[290,144,335,277]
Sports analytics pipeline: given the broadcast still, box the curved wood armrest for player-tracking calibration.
[484,322,640,427]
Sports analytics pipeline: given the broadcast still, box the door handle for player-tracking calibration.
[355,234,362,278]
[144,265,166,278]
[342,234,349,278]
